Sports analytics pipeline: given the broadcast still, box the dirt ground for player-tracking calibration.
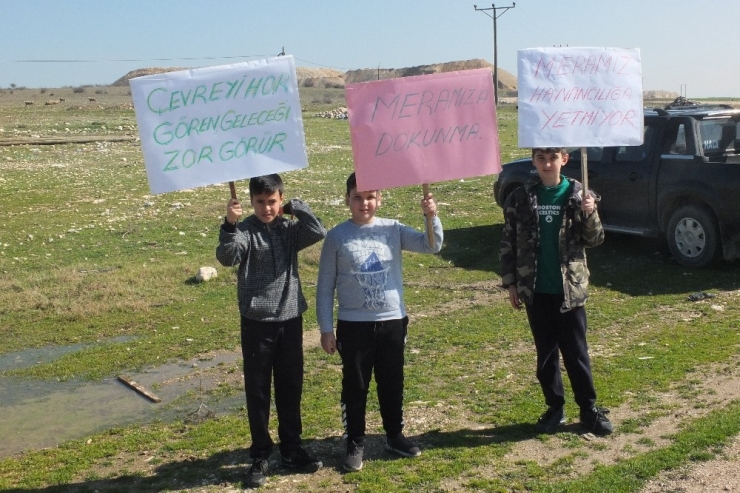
[641,435,740,493]
[502,355,740,493]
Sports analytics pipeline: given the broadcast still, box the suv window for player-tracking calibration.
[670,124,688,155]
[615,125,656,162]
[699,118,739,155]
[566,147,603,162]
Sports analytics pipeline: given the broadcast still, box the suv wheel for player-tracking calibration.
[666,205,720,268]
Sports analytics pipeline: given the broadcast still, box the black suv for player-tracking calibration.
[494,104,740,267]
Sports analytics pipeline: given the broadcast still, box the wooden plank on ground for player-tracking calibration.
[117,375,162,403]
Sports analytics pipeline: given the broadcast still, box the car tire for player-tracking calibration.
[666,205,720,268]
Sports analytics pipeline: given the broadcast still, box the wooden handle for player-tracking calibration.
[229,181,237,200]
[423,183,435,249]
[580,147,588,197]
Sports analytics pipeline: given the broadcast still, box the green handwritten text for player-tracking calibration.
[146,73,292,115]
[152,103,292,146]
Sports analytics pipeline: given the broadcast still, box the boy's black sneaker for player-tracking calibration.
[343,439,364,472]
[245,458,269,488]
[535,406,566,434]
[580,406,613,436]
[386,433,421,458]
[280,447,322,472]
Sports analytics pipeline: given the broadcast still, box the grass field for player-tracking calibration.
[1,85,740,492]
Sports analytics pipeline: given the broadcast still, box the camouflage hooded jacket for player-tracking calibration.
[499,176,604,310]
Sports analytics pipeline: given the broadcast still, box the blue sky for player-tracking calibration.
[1,0,738,97]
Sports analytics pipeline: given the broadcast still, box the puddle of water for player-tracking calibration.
[0,350,245,458]
[0,376,157,456]
[0,336,135,372]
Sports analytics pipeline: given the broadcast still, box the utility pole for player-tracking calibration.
[474,3,515,106]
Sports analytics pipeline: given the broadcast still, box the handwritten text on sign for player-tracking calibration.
[130,56,307,194]
[518,47,643,148]
[346,68,501,192]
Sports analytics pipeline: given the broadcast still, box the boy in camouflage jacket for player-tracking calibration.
[499,147,613,436]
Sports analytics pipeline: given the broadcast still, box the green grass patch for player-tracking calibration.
[1,92,740,492]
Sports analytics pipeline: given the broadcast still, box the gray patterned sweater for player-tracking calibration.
[216,199,326,322]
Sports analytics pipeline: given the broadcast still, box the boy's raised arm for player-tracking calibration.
[422,193,443,253]
[400,216,443,254]
[286,198,327,250]
[216,199,249,267]
[580,192,604,248]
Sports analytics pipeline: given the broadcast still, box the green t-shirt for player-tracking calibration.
[535,176,571,294]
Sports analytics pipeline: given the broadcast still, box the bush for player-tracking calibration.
[72,86,85,94]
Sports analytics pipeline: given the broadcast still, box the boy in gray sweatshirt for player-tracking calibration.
[316,172,443,472]
[216,174,326,488]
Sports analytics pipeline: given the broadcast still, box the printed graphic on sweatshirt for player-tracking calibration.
[344,232,390,310]
[538,204,562,224]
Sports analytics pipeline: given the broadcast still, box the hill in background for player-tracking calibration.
[113,61,686,101]
[112,59,519,94]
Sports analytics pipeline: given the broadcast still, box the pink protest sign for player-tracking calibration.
[346,69,500,191]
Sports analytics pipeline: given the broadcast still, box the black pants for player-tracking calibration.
[525,293,596,411]
[240,316,304,459]
[336,317,408,444]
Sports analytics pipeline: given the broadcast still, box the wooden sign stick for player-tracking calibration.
[423,183,435,248]
[580,147,589,200]
[229,181,238,200]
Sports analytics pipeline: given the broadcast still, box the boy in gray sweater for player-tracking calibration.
[316,172,443,472]
[216,174,326,488]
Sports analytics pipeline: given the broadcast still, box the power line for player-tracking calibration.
[1,54,272,64]
[0,53,354,74]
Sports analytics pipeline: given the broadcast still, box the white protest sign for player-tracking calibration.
[130,56,307,194]
[518,47,643,148]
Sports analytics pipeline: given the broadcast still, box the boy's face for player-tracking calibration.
[346,188,381,225]
[532,149,568,186]
[250,190,283,224]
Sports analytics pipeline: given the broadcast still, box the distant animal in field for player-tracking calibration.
[59,98,66,102]
[88,97,96,102]
[24,101,34,106]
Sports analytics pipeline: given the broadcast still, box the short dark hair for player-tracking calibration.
[346,172,379,195]
[249,174,284,196]
[346,172,357,195]
[531,147,567,157]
